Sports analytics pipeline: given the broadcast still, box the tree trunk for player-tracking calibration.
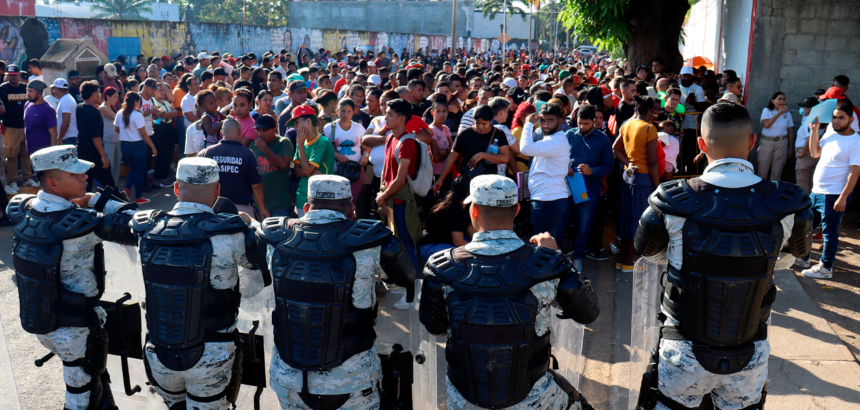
[623,0,690,73]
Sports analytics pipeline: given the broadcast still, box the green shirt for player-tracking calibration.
[293,134,335,208]
[250,135,295,212]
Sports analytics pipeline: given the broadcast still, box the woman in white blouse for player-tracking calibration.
[758,91,795,181]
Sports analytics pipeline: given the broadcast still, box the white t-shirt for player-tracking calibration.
[324,121,366,163]
[812,131,860,195]
[56,94,78,140]
[678,83,705,129]
[760,108,794,137]
[114,110,146,142]
[366,116,387,178]
[140,97,154,135]
[181,93,196,116]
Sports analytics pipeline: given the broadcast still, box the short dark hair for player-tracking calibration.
[80,80,100,100]
[835,101,855,118]
[488,97,509,116]
[834,75,850,88]
[268,70,283,81]
[540,102,564,118]
[726,76,741,86]
[407,79,426,90]
[534,90,552,102]
[651,58,664,66]
[201,71,214,82]
[701,102,752,135]
[665,88,682,98]
[474,104,495,122]
[386,98,413,118]
[633,96,651,115]
[577,104,597,120]
[27,58,40,69]
[307,197,353,215]
[475,204,518,221]
[233,79,252,91]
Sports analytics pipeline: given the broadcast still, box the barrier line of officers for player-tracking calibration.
[7,100,813,410]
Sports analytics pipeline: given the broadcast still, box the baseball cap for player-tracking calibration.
[176,157,219,184]
[68,70,80,79]
[184,56,195,65]
[797,96,820,108]
[285,104,318,128]
[502,77,518,88]
[338,62,348,69]
[197,52,211,60]
[463,175,518,207]
[103,63,117,77]
[368,74,381,86]
[558,70,571,80]
[52,78,69,89]
[254,114,277,131]
[820,87,845,100]
[31,145,94,174]
[520,64,530,71]
[506,86,526,103]
[161,55,170,61]
[289,80,308,94]
[680,66,695,75]
[308,175,352,200]
[814,89,827,96]
[367,61,376,67]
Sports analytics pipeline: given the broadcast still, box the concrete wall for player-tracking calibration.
[287,1,474,36]
[747,0,860,132]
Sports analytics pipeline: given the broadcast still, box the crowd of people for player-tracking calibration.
[5,46,858,279]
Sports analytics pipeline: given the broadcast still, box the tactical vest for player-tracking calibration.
[650,178,810,347]
[425,244,571,408]
[257,217,392,371]
[8,195,105,334]
[131,210,249,371]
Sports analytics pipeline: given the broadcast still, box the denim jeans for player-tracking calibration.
[393,202,420,273]
[810,193,849,269]
[531,197,570,242]
[565,194,600,259]
[121,140,147,199]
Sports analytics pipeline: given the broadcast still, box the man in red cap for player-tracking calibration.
[820,86,860,133]
[287,104,335,216]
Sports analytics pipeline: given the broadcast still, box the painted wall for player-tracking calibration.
[2,15,530,75]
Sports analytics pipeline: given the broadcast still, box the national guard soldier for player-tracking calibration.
[633,103,813,410]
[420,174,600,410]
[257,174,416,410]
[130,157,266,410]
[7,145,139,410]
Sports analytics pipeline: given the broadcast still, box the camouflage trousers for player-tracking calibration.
[656,339,769,410]
[144,341,237,410]
[446,373,582,410]
[37,327,96,410]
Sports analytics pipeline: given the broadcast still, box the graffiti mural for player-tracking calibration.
[17,16,539,68]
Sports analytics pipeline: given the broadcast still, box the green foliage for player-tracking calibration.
[476,0,530,21]
[193,0,289,25]
[91,0,153,20]
[558,0,627,53]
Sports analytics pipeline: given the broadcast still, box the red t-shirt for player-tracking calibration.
[334,78,348,93]
[611,94,621,110]
[383,132,419,195]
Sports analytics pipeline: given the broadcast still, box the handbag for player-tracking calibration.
[332,122,362,182]
[459,129,497,179]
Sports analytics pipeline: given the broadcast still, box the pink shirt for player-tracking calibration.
[429,123,451,174]
[237,116,256,141]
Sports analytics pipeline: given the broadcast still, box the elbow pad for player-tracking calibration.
[380,236,417,302]
[634,206,669,257]
[95,212,138,246]
[789,208,813,259]
[245,229,271,286]
[556,272,600,325]
[418,277,449,336]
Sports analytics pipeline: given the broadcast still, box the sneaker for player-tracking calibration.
[610,242,620,254]
[619,264,634,273]
[21,179,40,188]
[586,250,609,261]
[122,189,130,199]
[4,182,18,195]
[390,289,410,310]
[159,179,174,188]
[572,259,583,273]
[134,198,151,204]
[793,257,811,269]
[813,232,823,242]
[802,263,833,279]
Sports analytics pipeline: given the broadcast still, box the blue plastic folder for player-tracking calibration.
[567,172,589,204]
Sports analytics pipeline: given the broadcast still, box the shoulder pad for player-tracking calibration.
[6,194,35,223]
[523,245,572,283]
[649,179,708,217]
[256,216,292,244]
[423,248,468,284]
[197,213,249,235]
[52,208,100,240]
[130,209,167,233]
[339,219,392,250]
[763,181,811,217]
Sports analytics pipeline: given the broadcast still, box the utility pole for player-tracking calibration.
[243,0,247,24]
[553,11,559,52]
[503,0,507,55]
[451,0,458,58]
[527,8,531,54]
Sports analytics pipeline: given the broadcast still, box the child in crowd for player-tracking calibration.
[658,119,680,180]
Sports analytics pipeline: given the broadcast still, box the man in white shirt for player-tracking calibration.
[139,79,160,137]
[799,101,860,278]
[678,66,708,174]
[794,96,821,194]
[520,102,571,242]
[27,59,44,83]
[52,78,78,145]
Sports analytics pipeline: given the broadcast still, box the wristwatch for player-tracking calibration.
[362,152,370,158]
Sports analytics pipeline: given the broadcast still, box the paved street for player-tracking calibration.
[2,189,860,409]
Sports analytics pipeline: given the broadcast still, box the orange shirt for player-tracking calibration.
[173,87,186,110]
[621,119,658,173]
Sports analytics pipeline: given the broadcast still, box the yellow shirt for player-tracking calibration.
[511,126,530,173]
[621,119,658,173]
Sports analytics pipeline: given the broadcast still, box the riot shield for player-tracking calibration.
[0,309,22,409]
[375,280,438,410]
[628,256,665,410]
[549,307,586,390]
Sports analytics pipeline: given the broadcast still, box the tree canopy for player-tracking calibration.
[91,0,153,20]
